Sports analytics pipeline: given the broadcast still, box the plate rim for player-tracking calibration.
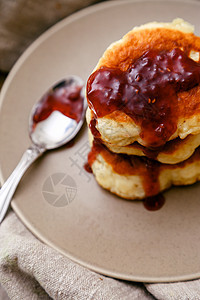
[1,0,200,282]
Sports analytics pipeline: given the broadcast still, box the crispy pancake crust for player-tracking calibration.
[95,19,199,72]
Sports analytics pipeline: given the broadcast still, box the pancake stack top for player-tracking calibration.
[85,18,200,200]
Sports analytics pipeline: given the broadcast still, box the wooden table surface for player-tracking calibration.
[0,71,10,300]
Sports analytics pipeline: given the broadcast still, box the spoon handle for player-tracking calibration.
[0,144,45,224]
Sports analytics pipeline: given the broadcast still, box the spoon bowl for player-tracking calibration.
[0,75,87,223]
[30,75,86,149]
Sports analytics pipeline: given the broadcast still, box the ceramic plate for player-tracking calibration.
[1,0,200,282]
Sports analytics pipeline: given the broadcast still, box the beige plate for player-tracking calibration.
[1,0,200,283]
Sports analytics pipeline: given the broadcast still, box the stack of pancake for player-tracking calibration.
[86,18,200,200]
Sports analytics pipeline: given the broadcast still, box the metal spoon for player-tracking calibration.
[0,75,86,223]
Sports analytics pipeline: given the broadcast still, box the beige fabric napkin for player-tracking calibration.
[1,212,200,299]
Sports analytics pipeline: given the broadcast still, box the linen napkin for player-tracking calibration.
[1,212,200,300]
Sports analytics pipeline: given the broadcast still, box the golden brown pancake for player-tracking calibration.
[88,141,200,200]
[86,19,200,148]
[88,127,200,164]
